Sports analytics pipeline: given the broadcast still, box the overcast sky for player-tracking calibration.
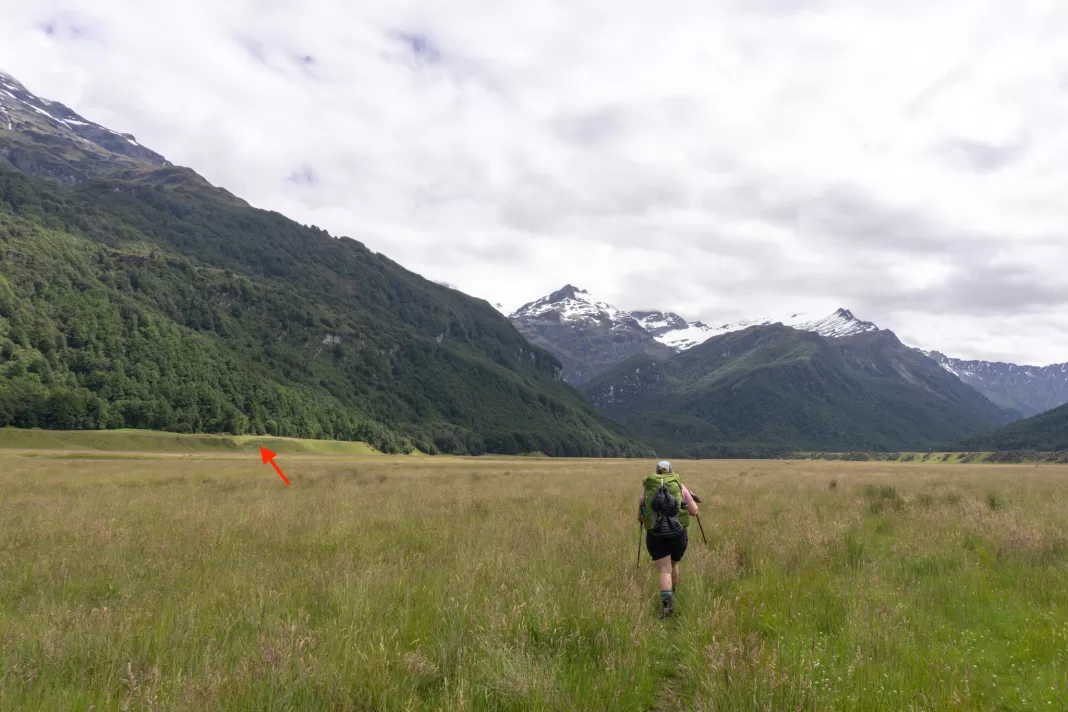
[2,0,1068,365]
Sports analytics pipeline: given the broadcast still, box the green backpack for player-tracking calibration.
[641,473,690,533]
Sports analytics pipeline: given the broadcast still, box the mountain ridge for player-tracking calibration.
[0,71,169,179]
[919,350,1068,417]
[579,324,1016,457]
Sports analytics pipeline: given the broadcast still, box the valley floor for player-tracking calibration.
[2,452,1066,710]
[0,427,381,456]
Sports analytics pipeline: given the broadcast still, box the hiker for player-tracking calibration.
[638,460,699,618]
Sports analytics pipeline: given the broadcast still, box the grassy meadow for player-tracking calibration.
[1,447,1067,710]
[0,428,380,455]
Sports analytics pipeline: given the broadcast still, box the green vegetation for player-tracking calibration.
[0,165,647,457]
[792,450,1068,464]
[0,427,380,455]
[581,325,1014,457]
[956,401,1068,452]
[2,455,1066,709]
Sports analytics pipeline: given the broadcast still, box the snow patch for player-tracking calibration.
[29,103,68,126]
[653,308,878,351]
[655,323,724,350]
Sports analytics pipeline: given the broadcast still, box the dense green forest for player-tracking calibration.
[580,325,1015,457]
[0,165,649,457]
[955,401,1068,452]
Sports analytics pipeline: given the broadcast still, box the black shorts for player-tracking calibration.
[646,529,688,562]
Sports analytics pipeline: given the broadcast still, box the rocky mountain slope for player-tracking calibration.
[509,286,675,385]
[579,325,1016,457]
[0,72,169,181]
[921,351,1068,417]
[0,73,648,457]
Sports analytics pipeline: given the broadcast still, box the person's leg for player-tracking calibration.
[647,533,677,616]
[654,556,674,615]
[671,531,689,592]
[655,556,673,592]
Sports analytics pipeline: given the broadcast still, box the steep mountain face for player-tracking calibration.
[509,286,674,385]
[0,72,171,182]
[510,284,880,384]
[0,74,648,457]
[579,325,1015,457]
[956,401,1068,452]
[921,351,1068,417]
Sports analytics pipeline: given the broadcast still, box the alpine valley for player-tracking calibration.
[2,70,1064,459]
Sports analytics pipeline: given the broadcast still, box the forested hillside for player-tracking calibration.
[0,163,648,457]
[955,401,1068,452]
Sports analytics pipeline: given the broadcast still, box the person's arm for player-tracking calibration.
[681,485,699,516]
[637,490,646,521]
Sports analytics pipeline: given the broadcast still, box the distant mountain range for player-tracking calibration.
[510,285,878,384]
[577,324,1015,457]
[920,351,1068,418]
[510,286,1068,419]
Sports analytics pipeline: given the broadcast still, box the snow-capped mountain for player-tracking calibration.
[512,284,645,329]
[0,71,168,183]
[920,351,1068,417]
[509,286,674,385]
[509,286,880,385]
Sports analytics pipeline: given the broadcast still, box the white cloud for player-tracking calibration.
[2,0,1068,364]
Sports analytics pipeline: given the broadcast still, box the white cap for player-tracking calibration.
[656,460,672,473]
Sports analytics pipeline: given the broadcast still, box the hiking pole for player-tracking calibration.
[636,521,643,570]
[690,493,708,545]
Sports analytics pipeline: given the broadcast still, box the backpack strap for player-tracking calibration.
[651,476,665,529]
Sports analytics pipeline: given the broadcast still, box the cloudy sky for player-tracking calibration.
[2,0,1068,365]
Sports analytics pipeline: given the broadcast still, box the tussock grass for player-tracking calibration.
[1,456,1067,710]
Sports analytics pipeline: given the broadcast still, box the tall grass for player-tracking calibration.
[1,455,1066,710]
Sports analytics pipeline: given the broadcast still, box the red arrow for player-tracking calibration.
[260,448,290,485]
